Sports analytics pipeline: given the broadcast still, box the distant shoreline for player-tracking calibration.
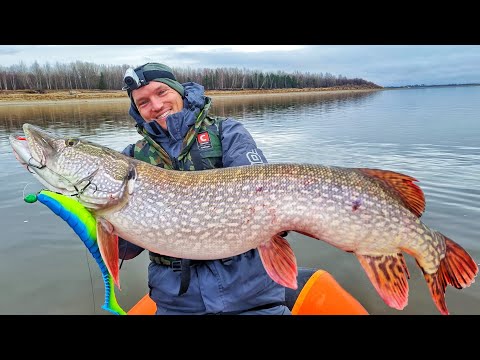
[0,87,382,106]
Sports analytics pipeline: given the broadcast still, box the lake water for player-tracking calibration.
[0,86,479,315]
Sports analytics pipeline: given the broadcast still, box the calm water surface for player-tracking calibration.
[0,86,479,315]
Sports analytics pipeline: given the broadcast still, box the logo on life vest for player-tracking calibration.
[197,132,212,149]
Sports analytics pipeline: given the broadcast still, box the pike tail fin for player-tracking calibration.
[420,235,478,315]
[258,233,298,289]
[356,253,410,311]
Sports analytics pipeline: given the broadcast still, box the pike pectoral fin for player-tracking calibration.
[97,218,120,290]
[356,253,410,311]
[258,233,298,289]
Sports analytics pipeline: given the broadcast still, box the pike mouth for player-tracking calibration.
[9,133,45,170]
[9,128,66,194]
[11,123,63,171]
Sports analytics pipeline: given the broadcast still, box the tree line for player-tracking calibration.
[0,61,381,91]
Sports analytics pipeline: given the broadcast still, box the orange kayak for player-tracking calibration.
[128,268,369,315]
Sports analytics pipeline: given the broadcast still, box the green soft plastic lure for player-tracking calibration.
[25,189,126,315]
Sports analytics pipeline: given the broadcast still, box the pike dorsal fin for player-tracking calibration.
[358,168,426,217]
[97,218,120,290]
[258,233,298,289]
[356,253,410,311]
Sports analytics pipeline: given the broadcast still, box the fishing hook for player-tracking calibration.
[27,157,45,169]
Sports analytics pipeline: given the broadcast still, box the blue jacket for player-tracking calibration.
[119,82,289,315]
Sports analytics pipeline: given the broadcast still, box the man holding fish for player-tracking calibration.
[10,64,477,316]
[118,62,291,315]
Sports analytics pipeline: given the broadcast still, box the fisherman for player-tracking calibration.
[118,62,291,315]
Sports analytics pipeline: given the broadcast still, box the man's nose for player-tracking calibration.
[150,97,164,110]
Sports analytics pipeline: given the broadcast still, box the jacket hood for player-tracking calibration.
[128,81,208,141]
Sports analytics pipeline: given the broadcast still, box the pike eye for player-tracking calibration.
[65,138,79,146]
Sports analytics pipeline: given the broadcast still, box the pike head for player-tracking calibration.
[9,123,136,212]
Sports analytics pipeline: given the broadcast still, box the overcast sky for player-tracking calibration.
[0,45,479,87]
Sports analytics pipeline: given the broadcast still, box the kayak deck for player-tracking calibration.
[128,268,369,315]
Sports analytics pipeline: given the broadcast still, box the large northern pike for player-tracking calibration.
[10,123,478,315]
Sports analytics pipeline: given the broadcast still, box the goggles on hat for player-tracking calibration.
[122,67,177,91]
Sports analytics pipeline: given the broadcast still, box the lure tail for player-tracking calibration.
[26,190,127,315]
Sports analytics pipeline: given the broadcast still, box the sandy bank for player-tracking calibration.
[0,88,382,106]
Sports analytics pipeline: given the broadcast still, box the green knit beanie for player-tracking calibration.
[125,62,185,97]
